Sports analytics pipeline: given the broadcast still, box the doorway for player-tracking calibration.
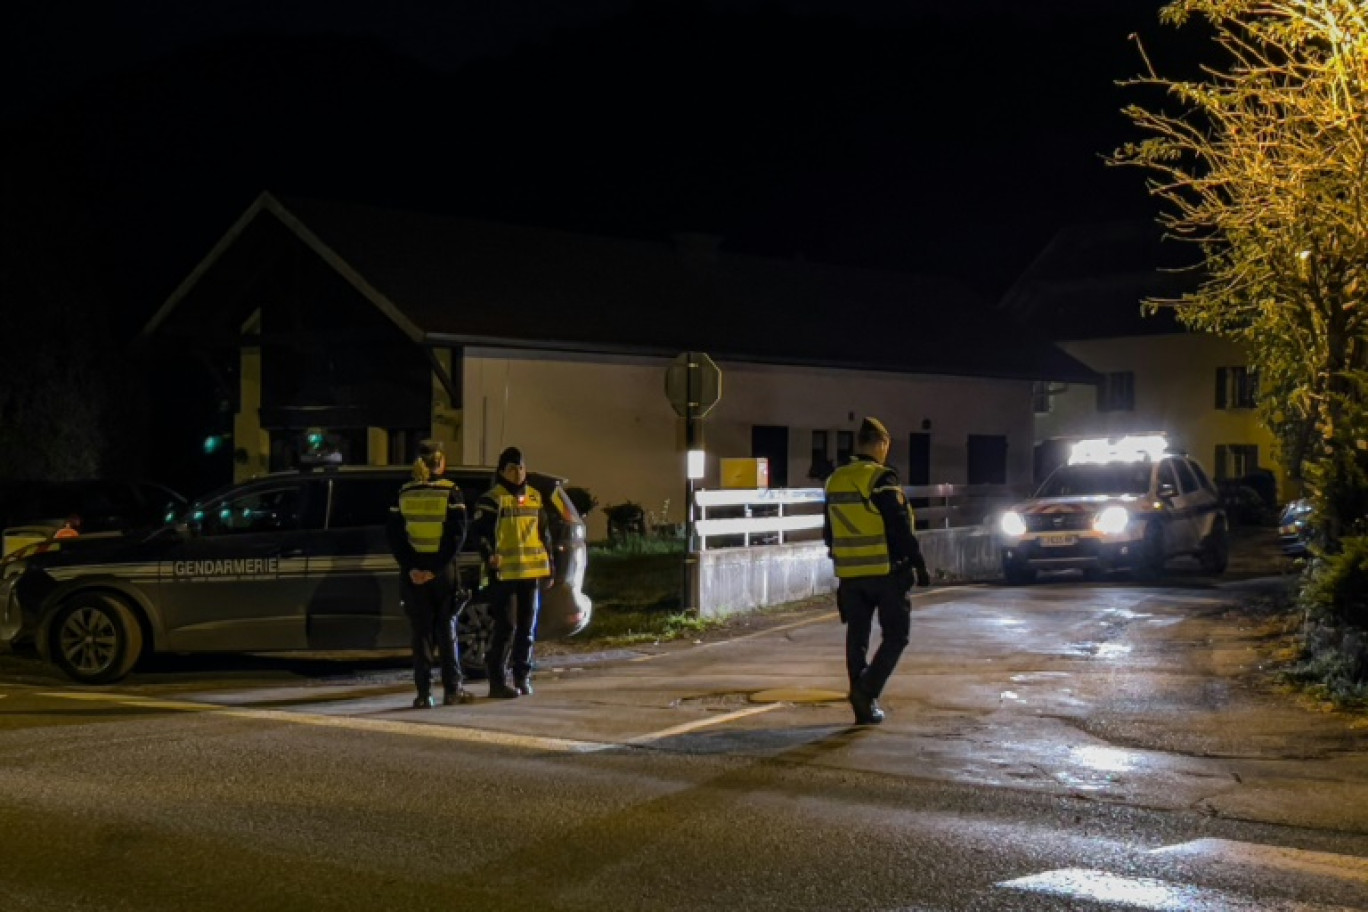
[751,425,790,488]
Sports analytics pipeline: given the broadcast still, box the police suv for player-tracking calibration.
[0,465,592,684]
[997,435,1229,583]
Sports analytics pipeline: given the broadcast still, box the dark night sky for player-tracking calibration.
[4,0,1193,334]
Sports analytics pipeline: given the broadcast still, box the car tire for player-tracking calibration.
[1133,525,1166,582]
[458,600,496,678]
[1199,521,1230,575]
[1003,561,1036,585]
[50,593,144,685]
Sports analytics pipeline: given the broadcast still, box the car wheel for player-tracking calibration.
[458,600,496,678]
[1199,521,1229,575]
[1003,561,1036,585]
[1133,525,1166,582]
[50,593,144,685]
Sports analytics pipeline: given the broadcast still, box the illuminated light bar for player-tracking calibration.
[1068,434,1169,465]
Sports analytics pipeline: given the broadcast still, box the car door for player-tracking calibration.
[1157,457,1199,553]
[302,475,408,650]
[157,480,323,652]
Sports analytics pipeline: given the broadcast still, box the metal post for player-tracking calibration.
[683,368,701,614]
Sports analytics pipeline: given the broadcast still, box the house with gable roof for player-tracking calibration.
[142,192,1098,538]
[1002,220,1289,504]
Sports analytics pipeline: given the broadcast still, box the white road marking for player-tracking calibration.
[1152,838,1368,884]
[627,611,839,662]
[39,691,612,753]
[625,702,784,745]
[39,691,790,753]
[998,867,1358,911]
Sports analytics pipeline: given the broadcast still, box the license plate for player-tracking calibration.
[1040,533,1076,547]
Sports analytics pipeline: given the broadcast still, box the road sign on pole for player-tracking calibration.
[664,352,722,614]
[664,351,721,419]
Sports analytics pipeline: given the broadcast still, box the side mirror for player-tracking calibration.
[1157,483,1177,500]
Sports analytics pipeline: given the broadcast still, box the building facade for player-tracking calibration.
[147,193,1096,539]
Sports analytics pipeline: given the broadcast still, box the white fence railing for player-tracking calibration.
[692,484,1027,551]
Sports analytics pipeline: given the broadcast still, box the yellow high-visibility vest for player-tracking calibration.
[493,485,551,580]
[399,478,457,554]
[825,461,890,578]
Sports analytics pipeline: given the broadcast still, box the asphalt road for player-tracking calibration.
[3,569,1368,910]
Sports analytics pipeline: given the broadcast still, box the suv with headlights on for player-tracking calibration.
[0,465,591,684]
[997,435,1228,584]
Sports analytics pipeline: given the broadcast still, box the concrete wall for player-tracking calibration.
[462,347,1037,540]
[695,526,1002,618]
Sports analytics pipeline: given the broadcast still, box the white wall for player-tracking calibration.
[463,348,1036,540]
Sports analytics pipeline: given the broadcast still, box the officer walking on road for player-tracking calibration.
[471,446,553,699]
[386,440,474,708]
[823,417,930,724]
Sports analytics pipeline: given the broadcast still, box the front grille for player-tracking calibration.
[1025,512,1092,532]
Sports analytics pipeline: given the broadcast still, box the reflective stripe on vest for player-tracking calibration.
[494,485,551,580]
[400,478,456,554]
[825,461,890,578]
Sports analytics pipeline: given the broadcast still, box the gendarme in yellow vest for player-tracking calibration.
[493,484,551,580]
[399,478,458,554]
[825,461,892,579]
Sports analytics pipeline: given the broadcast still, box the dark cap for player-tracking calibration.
[417,439,444,459]
[497,446,524,471]
[858,417,890,444]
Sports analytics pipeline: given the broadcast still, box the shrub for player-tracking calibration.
[564,485,598,518]
[1219,482,1277,527]
[1299,536,1368,629]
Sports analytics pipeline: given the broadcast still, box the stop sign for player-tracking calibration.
[664,351,722,418]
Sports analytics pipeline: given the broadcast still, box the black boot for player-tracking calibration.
[412,693,435,709]
[848,685,884,725]
[514,677,533,696]
[488,681,519,699]
[443,687,475,705]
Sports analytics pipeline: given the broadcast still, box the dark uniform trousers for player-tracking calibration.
[838,575,911,699]
[402,564,464,697]
[485,579,540,683]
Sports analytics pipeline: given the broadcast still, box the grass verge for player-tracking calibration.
[577,538,729,646]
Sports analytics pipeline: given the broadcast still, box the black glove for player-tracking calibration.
[914,565,931,588]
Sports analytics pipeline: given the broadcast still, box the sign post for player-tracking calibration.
[664,351,722,612]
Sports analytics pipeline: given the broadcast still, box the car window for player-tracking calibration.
[1156,460,1179,493]
[327,477,405,529]
[1035,463,1152,497]
[1188,459,1217,495]
[199,485,309,535]
[1172,458,1199,495]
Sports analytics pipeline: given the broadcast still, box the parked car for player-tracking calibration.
[1,479,187,557]
[1277,498,1315,557]
[997,435,1228,583]
[0,465,591,684]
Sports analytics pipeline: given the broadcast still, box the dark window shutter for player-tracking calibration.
[1215,367,1228,409]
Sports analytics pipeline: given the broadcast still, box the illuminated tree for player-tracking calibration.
[1113,0,1368,540]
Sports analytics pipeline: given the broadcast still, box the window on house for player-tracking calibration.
[1214,443,1259,480]
[1031,381,1054,414]
[966,434,1008,485]
[1096,372,1135,412]
[1216,366,1258,409]
[835,430,853,466]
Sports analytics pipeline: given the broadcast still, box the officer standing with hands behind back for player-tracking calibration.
[471,446,553,699]
[823,417,930,725]
[386,440,474,708]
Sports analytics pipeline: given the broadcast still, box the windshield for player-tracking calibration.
[1036,463,1152,498]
